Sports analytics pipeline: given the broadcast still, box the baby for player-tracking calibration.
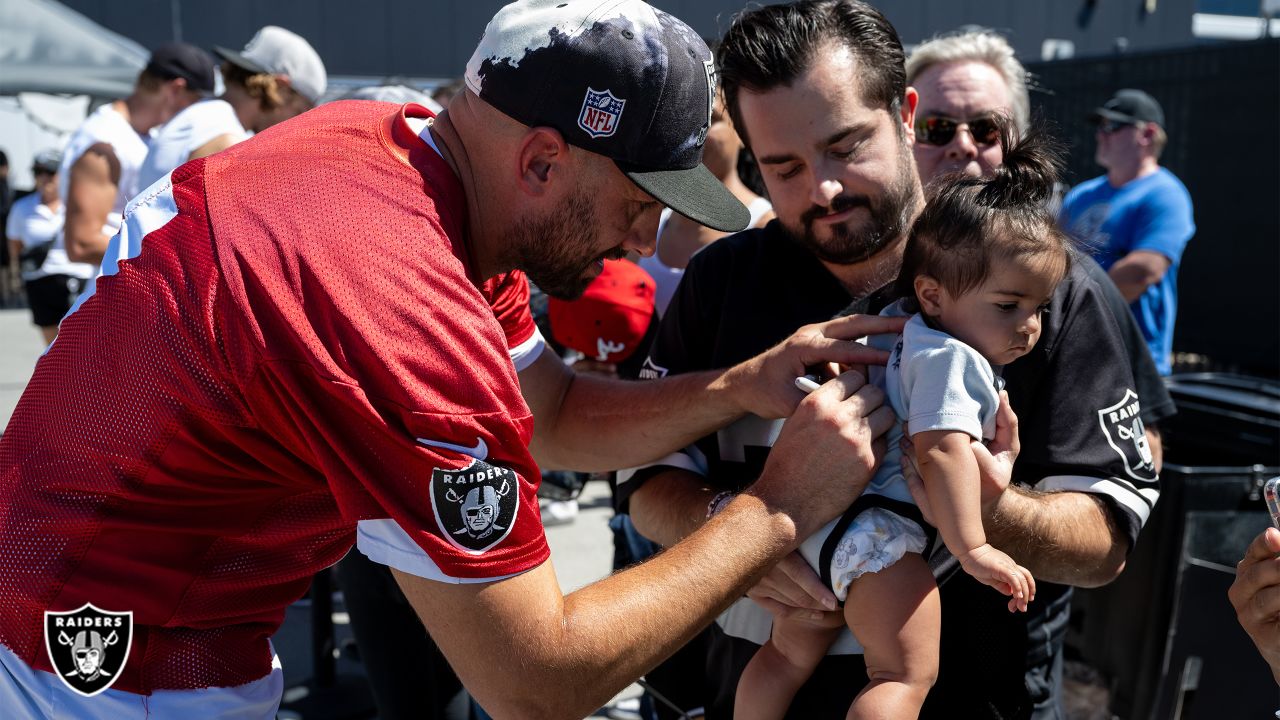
[736,122,1073,719]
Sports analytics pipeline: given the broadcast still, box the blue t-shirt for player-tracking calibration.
[1060,168,1194,374]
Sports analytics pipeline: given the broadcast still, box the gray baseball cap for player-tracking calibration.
[32,149,62,174]
[215,26,327,104]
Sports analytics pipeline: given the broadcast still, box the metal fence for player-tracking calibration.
[1026,38,1280,377]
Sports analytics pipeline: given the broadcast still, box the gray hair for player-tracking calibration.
[906,30,1030,132]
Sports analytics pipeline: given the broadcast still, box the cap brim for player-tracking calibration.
[1092,108,1137,124]
[213,46,269,75]
[621,163,750,233]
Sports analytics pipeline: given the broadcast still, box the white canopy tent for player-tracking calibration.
[0,0,148,188]
[0,0,147,98]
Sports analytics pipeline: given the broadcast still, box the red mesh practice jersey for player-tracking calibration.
[0,101,549,693]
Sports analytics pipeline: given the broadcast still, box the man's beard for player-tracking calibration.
[784,140,920,265]
[512,191,621,300]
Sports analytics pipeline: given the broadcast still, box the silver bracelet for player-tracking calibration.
[706,490,736,519]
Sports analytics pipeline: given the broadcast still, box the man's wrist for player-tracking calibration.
[731,486,801,551]
[708,356,757,417]
[983,483,1036,549]
[706,490,736,519]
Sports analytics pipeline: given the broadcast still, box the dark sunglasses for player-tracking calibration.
[914,115,1000,147]
[32,168,55,177]
[1095,118,1135,134]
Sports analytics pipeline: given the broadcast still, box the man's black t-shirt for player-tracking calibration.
[618,221,1164,719]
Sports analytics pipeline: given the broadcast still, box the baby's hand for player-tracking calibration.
[957,544,1036,612]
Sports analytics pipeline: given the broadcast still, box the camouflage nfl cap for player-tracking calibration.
[465,0,749,232]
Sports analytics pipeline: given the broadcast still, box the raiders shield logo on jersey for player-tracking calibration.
[45,604,133,697]
[429,458,519,554]
[1097,389,1156,481]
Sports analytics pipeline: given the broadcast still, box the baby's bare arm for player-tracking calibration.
[915,430,1034,609]
[914,429,988,557]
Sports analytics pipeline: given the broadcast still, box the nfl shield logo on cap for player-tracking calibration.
[578,88,626,139]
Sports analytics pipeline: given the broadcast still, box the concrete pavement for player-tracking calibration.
[0,309,46,429]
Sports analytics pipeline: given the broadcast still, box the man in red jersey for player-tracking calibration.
[0,1,902,717]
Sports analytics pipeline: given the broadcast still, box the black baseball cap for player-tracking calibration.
[464,0,749,233]
[1093,89,1164,127]
[145,43,217,94]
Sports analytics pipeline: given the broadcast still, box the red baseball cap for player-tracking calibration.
[548,260,656,364]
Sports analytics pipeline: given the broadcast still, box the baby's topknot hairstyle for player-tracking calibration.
[895,115,1074,306]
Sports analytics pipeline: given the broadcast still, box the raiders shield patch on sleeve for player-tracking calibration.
[428,456,520,555]
[1097,389,1157,481]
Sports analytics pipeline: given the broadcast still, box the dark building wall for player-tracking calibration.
[60,0,1201,79]
[1028,39,1280,375]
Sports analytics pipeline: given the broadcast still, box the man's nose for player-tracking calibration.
[945,126,980,161]
[809,172,843,208]
[623,210,661,257]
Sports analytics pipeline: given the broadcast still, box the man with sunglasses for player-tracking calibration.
[905,31,1026,184]
[1060,89,1195,375]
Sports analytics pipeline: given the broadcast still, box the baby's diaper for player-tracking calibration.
[799,504,929,602]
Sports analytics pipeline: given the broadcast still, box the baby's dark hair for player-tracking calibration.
[895,117,1073,308]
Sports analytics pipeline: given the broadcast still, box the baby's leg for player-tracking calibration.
[845,552,940,720]
[735,611,844,720]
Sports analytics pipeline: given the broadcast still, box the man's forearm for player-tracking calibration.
[537,369,743,471]
[985,486,1127,587]
[1108,252,1167,303]
[400,491,798,720]
[628,469,716,546]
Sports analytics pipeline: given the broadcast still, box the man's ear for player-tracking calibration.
[515,127,569,198]
[914,274,945,316]
[1140,122,1157,147]
[900,87,918,144]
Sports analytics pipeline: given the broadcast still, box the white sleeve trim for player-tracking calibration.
[1035,474,1160,527]
[617,446,709,487]
[509,326,546,372]
[355,519,535,584]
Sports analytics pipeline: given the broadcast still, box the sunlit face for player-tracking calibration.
[738,43,921,265]
[33,168,58,203]
[512,157,661,300]
[921,254,1061,366]
[1094,119,1144,171]
[911,60,1010,185]
[258,83,314,132]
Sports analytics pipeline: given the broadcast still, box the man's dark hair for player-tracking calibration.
[717,0,907,145]
[0,150,8,167]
